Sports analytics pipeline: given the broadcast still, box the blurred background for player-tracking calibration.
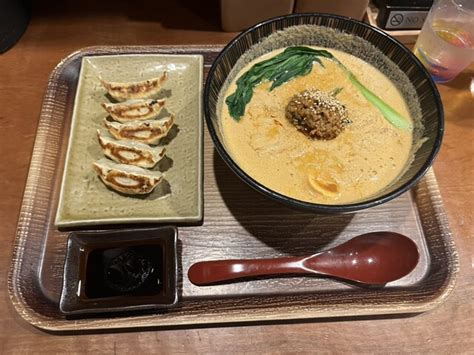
[0,0,434,53]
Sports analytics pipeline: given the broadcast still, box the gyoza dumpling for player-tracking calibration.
[101,99,166,123]
[99,72,168,101]
[103,115,174,145]
[97,130,166,168]
[93,158,163,195]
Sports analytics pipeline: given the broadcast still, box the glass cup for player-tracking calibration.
[414,0,474,83]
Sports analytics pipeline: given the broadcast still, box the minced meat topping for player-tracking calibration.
[285,89,351,140]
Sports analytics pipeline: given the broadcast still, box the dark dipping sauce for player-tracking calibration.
[85,245,164,299]
[59,227,178,315]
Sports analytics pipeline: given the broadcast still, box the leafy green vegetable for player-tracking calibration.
[225,47,333,120]
[346,73,412,130]
[225,46,412,131]
[330,87,343,97]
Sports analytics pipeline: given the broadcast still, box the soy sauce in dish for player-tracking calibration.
[85,245,164,299]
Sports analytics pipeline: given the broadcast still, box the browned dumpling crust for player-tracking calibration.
[93,159,163,195]
[101,99,166,123]
[99,72,168,101]
[103,115,174,145]
[97,130,166,168]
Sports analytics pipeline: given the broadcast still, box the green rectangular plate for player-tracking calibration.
[55,54,203,227]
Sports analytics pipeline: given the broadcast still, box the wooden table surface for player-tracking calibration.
[1,1,472,353]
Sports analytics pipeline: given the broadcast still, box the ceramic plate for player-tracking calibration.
[55,54,203,227]
[60,227,178,315]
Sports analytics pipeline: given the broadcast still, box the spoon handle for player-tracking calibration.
[188,256,308,286]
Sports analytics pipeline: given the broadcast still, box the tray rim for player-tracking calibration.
[8,45,459,332]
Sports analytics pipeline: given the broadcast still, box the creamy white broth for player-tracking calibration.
[221,47,413,204]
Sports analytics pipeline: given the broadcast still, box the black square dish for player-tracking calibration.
[60,227,178,315]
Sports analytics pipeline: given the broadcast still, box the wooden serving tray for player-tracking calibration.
[8,45,459,332]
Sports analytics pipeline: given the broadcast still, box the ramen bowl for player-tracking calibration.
[204,13,443,213]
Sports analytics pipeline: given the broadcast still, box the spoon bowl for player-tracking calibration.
[188,232,420,286]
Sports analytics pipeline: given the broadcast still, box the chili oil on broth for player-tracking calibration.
[221,47,413,204]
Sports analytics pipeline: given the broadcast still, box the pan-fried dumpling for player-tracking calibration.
[101,99,166,123]
[97,130,166,168]
[103,115,174,145]
[93,158,163,195]
[99,72,168,101]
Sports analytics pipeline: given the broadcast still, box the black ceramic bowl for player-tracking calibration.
[204,13,443,213]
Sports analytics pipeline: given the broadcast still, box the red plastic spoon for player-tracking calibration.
[188,232,419,286]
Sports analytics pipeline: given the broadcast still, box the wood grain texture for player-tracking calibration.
[0,0,472,353]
